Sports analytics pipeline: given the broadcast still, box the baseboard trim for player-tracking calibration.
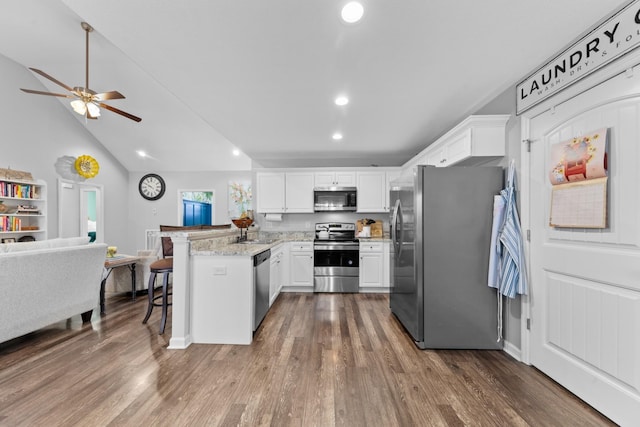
[503,339,522,362]
[168,334,192,350]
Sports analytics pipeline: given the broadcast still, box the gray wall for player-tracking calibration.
[1,53,130,250]
[475,86,523,351]
[128,170,252,251]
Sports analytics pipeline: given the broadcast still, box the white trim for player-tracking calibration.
[519,116,532,366]
[503,340,522,362]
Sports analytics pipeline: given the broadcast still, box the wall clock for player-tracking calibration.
[138,173,166,201]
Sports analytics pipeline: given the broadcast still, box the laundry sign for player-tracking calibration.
[517,0,640,114]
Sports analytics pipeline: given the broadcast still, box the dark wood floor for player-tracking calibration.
[0,292,614,427]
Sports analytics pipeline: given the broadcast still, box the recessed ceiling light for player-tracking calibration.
[332,133,343,141]
[136,150,147,158]
[335,96,349,106]
[232,149,240,156]
[341,2,364,23]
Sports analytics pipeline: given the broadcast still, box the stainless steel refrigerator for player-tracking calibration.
[390,165,503,349]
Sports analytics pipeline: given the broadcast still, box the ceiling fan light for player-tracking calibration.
[87,102,100,117]
[70,99,87,115]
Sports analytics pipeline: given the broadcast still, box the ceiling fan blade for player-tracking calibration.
[20,88,74,98]
[93,91,125,101]
[28,68,75,93]
[99,102,142,122]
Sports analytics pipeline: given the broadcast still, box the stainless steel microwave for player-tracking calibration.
[313,187,357,212]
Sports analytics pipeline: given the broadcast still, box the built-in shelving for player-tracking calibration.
[0,178,47,242]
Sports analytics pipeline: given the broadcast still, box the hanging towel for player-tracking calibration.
[497,160,528,299]
[488,194,506,288]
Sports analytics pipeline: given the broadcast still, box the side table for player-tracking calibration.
[101,254,141,314]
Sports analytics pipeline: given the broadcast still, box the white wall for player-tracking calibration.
[0,53,131,250]
[128,170,252,250]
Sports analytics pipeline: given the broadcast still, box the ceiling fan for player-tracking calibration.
[20,22,141,123]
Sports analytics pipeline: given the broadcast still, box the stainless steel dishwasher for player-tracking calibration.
[253,249,271,331]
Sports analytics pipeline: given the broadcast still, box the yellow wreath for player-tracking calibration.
[75,155,100,179]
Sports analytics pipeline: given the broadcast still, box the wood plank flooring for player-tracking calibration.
[0,292,614,426]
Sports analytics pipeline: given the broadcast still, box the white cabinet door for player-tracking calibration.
[384,171,401,211]
[314,172,336,187]
[357,171,386,213]
[441,128,472,167]
[359,242,384,288]
[269,252,282,306]
[285,172,314,213]
[289,242,314,288]
[256,172,285,213]
[334,171,356,186]
[314,171,356,187]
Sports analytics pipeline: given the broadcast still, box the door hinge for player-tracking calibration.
[526,318,531,330]
[526,229,530,241]
[522,138,538,152]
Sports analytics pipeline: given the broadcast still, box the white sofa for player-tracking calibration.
[0,237,107,343]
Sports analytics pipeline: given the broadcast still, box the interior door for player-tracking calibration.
[527,69,640,425]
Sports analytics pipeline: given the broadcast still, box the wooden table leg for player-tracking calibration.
[100,277,107,314]
[129,263,137,302]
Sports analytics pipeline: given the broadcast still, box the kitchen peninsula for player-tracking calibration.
[164,227,313,349]
[164,226,390,349]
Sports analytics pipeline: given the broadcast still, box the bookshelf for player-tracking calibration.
[0,178,47,242]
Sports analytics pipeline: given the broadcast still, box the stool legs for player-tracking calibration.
[142,269,171,334]
[159,271,170,335]
[142,271,157,324]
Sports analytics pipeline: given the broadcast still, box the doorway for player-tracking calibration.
[57,179,104,243]
[178,190,214,226]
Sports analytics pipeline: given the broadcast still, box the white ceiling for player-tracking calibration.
[0,0,630,171]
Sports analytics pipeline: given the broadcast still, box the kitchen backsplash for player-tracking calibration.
[253,212,390,233]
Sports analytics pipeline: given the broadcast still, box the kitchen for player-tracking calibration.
[164,115,510,348]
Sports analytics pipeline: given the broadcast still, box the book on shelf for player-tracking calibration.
[16,205,40,214]
[0,182,39,199]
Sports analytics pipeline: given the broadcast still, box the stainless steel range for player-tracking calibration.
[314,222,359,293]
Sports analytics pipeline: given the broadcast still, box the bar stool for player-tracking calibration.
[142,257,173,334]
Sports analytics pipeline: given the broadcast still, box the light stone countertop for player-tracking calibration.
[164,228,390,256]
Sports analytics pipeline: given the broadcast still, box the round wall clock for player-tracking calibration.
[138,173,166,201]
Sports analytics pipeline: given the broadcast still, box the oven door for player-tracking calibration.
[313,244,359,292]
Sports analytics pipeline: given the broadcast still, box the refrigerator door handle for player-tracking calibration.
[392,199,403,258]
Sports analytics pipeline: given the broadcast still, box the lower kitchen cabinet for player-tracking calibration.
[269,243,287,305]
[359,240,390,291]
[288,241,314,290]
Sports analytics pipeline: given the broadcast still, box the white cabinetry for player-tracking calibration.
[357,170,401,213]
[256,172,314,213]
[269,243,286,306]
[359,241,384,289]
[0,179,47,242]
[314,171,356,187]
[288,241,314,289]
[423,115,510,167]
[284,172,314,213]
[256,172,285,213]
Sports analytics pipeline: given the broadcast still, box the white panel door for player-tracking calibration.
[527,69,640,426]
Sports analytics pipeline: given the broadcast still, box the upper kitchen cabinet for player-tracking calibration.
[256,172,285,213]
[357,170,401,213]
[314,171,356,187]
[284,172,314,213]
[256,171,314,213]
[423,115,510,168]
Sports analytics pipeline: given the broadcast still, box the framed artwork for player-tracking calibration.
[228,181,252,218]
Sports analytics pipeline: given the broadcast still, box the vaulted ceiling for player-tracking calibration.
[0,1,629,171]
